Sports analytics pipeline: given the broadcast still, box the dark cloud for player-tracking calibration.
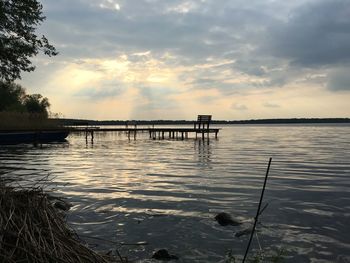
[41,0,274,63]
[264,0,350,67]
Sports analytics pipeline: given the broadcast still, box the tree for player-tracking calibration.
[0,80,51,116]
[0,80,26,111]
[0,0,58,82]
[23,93,50,116]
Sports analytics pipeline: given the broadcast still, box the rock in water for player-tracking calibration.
[54,200,71,211]
[152,249,179,261]
[215,212,242,226]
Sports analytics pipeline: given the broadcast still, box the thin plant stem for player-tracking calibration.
[242,157,272,263]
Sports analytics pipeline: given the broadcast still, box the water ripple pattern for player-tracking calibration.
[0,124,349,262]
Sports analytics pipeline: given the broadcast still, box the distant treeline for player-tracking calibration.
[58,118,350,126]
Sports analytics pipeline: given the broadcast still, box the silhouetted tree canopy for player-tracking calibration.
[0,80,50,116]
[0,81,26,111]
[23,93,50,116]
[0,0,57,81]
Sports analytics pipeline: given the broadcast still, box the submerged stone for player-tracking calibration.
[152,249,179,261]
[215,212,242,226]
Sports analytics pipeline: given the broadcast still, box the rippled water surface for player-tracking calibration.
[1,125,350,262]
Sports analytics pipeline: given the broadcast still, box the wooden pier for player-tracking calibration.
[69,115,220,142]
[70,127,220,141]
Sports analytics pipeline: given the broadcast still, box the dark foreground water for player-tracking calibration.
[1,125,349,262]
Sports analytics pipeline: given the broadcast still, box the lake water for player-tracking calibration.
[1,125,350,262]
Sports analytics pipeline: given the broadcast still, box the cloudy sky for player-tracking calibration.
[20,0,350,120]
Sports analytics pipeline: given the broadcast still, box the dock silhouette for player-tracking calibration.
[69,115,220,142]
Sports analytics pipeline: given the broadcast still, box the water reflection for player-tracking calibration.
[0,125,349,262]
[194,139,212,168]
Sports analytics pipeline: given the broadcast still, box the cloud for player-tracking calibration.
[74,86,125,100]
[264,0,350,67]
[136,86,178,109]
[232,103,248,111]
[327,68,350,91]
[263,102,280,108]
[196,95,219,104]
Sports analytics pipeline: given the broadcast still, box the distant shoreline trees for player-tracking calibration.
[60,118,350,126]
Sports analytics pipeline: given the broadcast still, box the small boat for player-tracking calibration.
[0,130,69,144]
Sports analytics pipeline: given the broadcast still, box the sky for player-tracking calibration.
[20,0,350,120]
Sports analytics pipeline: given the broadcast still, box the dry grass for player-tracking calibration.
[0,182,120,263]
[0,111,62,131]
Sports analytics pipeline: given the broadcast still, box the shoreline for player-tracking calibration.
[0,181,121,262]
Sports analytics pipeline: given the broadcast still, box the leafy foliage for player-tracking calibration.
[0,0,57,81]
[0,81,26,111]
[23,93,50,116]
[0,80,50,116]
